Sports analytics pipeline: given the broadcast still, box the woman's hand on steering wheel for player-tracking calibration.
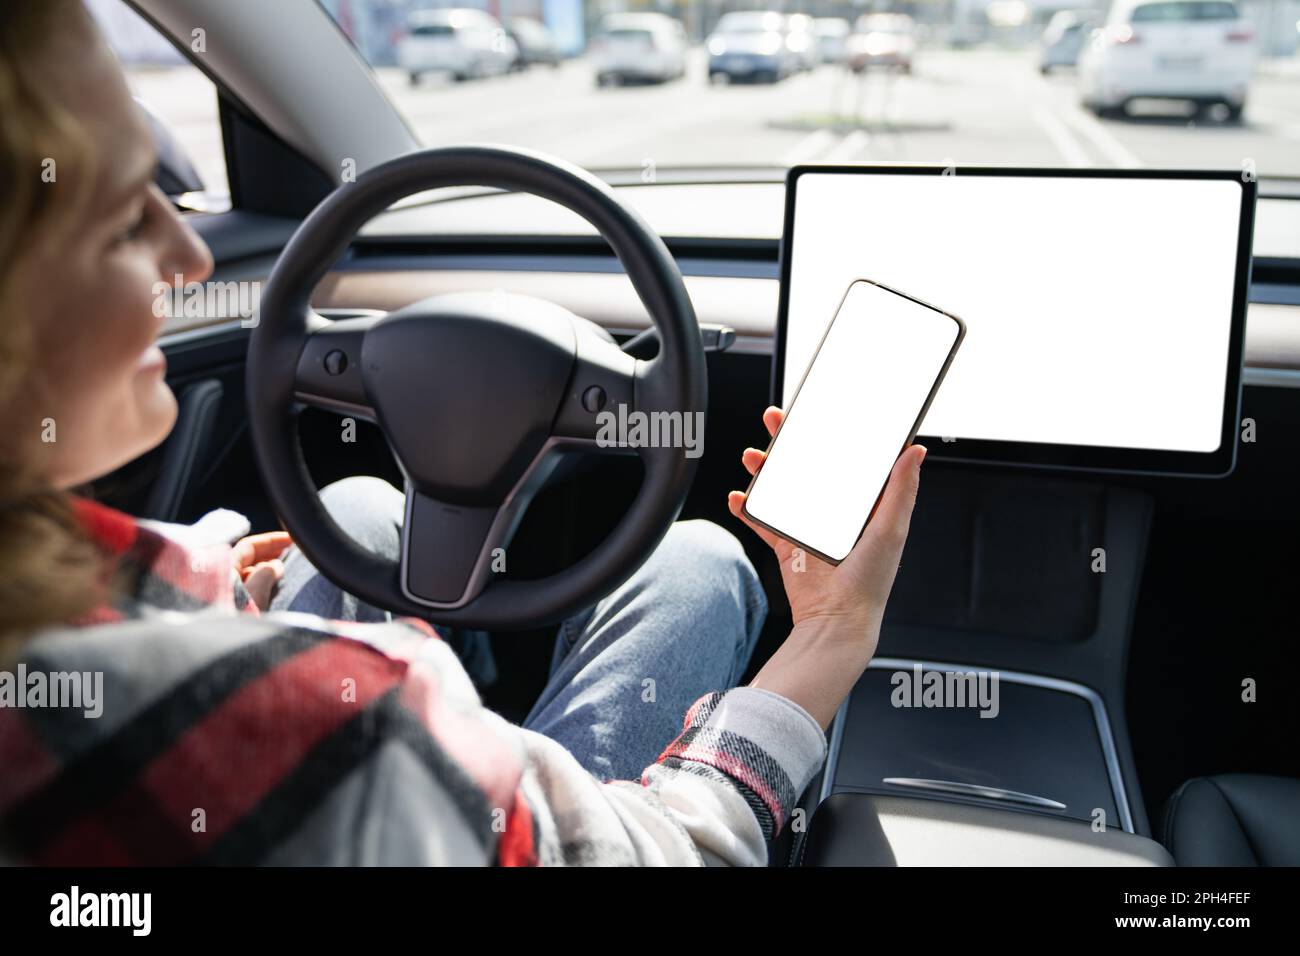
[233,531,293,611]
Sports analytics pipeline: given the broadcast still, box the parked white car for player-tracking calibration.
[589,13,688,86]
[398,8,518,84]
[1078,0,1256,120]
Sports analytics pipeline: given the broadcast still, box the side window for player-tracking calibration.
[85,0,230,211]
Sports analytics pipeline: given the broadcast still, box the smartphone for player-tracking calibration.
[742,279,965,565]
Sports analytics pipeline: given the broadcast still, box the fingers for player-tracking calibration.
[233,531,293,570]
[242,558,285,611]
[728,407,789,554]
[727,490,785,553]
[733,406,924,570]
[738,408,783,476]
[863,444,926,551]
[763,406,784,438]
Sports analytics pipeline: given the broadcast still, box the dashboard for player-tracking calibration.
[174,177,1300,397]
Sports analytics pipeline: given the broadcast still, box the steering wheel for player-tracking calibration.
[246,146,707,630]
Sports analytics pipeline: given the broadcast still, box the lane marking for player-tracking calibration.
[1057,104,1145,168]
[781,128,836,165]
[1030,105,1092,167]
[823,129,870,162]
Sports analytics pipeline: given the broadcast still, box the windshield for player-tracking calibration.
[320,1,1297,179]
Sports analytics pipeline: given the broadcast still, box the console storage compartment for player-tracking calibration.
[822,659,1135,833]
[800,792,1172,866]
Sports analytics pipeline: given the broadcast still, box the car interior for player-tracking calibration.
[91,0,1300,867]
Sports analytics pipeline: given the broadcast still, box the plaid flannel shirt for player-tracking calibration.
[0,498,827,866]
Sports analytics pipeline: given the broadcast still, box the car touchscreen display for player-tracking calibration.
[778,168,1254,475]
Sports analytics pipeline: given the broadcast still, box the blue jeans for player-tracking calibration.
[270,476,768,781]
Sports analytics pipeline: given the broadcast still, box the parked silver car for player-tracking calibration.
[707,11,800,83]
[1040,10,1101,73]
[508,17,561,70]
[590,12,688,86]
[398,8,518,84]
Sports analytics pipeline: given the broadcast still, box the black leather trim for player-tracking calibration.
[1163,774,1300,866]
[144,379,224,522]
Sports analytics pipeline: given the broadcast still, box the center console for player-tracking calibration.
[790,467,1171,866]
[799,658,1171,866]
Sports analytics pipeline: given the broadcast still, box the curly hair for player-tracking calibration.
[0,0,109,653]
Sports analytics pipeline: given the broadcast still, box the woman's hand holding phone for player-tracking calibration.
[727,406,926,729]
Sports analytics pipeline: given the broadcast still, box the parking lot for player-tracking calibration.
[128,47,1300,193]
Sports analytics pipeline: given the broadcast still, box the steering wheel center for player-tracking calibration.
[361,291,577,505]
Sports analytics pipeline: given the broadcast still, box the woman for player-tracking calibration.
[0,0,925,866]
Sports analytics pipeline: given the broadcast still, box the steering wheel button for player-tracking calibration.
[324,349,348,375]
[581,385,607,413]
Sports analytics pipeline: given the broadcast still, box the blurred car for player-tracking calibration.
[398,8,518,84]
[846,13,917,73]
[814,17,852,65]
[589,12,687,85]
[707,11,799,83]
[785,13,820,70]
[1040,11,1100,73]
[1078,0,1255,119]
[507,17,561,70]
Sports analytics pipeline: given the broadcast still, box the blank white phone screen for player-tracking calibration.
[745,280,960,562]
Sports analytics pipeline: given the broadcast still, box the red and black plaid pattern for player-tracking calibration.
[0,499,537,866]
[654,692,798,840]
[1,498,819,866]
[68,497,258,624]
